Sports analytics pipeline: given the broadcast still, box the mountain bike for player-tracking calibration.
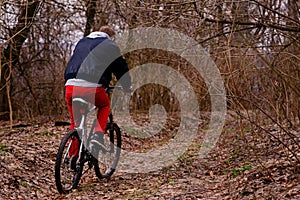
[55,86,122,194]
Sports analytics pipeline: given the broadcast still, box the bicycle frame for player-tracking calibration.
[72,98,96,162]
[71,86,122,167]
[55,86,123,194]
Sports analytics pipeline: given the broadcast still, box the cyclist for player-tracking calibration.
[64,25,132,165]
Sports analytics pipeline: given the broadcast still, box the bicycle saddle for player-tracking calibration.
[72,98,89,111]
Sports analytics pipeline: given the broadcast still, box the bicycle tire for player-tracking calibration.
[55,130,83,194]
[94,123,121,179]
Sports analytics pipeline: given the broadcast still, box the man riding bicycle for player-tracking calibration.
[64,25,132,163]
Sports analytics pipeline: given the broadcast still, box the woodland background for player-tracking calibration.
[0,0,299,199]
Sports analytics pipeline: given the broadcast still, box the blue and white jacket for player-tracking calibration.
[64,32,131,89]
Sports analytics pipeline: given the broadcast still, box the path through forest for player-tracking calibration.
[0,113,299,199]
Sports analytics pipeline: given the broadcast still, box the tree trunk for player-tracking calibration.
[0,0,40,120]
[84,0,97,36]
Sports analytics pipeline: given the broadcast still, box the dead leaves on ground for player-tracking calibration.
[0,114,299,199]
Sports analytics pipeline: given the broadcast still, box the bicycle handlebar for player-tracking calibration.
[105,85,123,92]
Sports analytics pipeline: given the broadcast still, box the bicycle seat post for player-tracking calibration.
[72,98,90,129]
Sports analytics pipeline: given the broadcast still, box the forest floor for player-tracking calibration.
[0,112,299,199]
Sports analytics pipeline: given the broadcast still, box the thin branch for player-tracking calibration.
[6,44,13,129]
[231,95,300,163]
[252,0,300,25]
[192,2,300,33]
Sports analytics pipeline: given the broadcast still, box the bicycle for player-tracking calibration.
[55,86,122,194]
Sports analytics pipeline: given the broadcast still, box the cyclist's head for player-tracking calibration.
[99,25,116,38]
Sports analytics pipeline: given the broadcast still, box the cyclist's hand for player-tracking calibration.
[123,86,133,93]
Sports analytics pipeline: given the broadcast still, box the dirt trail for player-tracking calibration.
[0,115,299,199]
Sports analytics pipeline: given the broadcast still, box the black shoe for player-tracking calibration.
[90,132,104,145]
[70,155,78,171]
[89,132,105,153]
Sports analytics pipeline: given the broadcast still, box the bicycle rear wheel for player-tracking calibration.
[94,123,121,179]
[55,130,83,194]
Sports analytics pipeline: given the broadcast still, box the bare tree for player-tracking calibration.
[0,0,299,127]
[0,0,41,121]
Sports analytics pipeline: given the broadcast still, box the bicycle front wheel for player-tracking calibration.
[55,130,82,194]
[94,123,121,179]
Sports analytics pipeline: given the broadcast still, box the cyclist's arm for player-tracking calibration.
[110,56,132,90]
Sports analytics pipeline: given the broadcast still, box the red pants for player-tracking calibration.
[65,85,110,156]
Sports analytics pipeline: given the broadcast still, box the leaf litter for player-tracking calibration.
[0,112,299,199]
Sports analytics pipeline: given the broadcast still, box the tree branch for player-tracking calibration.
[192,2,300,33]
